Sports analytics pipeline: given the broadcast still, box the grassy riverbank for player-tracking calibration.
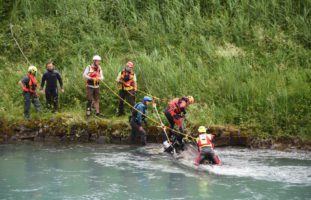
[0,0,310,141]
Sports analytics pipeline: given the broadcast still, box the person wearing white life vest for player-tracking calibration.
[83,55,104,117]
[195,126,221,165]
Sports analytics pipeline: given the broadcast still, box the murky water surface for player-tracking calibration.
[0,144,310,200]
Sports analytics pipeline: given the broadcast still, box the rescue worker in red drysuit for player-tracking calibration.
[163,96,194,153]
[195,126,221,165]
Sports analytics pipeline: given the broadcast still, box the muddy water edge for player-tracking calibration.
[0,117,310,150]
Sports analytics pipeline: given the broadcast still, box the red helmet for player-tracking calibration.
[126,61,134,68]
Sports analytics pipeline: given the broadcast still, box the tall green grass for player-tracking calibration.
[0,0,310,139]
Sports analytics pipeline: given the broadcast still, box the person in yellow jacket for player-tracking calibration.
[116,61,137,116]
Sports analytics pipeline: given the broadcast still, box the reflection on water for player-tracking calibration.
[0,144,310,200]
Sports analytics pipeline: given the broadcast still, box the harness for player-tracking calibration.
[118,69,135,91]
[27,73,38,93]
[197,133,214,150]
[87,65,101,86]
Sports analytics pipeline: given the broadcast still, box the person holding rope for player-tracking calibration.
[116,61,137,116]
[164,96,194,153]
[130,96,153,145]
[83,55,104,118]
[19,66,41,119]
[40,61,64,112]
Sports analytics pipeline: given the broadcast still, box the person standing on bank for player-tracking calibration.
[83,55,104,117]
[116,61,137,116]
[40,61,64,112]
[19,66,41,119]
[130,96,153,145]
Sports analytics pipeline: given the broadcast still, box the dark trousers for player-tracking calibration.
[118,90,135,114]
[197,147,220,165]
[130,119,146,145]
[24,92,41,118]
[164,109,184,143]
[164,109,175,133]
[45,88,58,111]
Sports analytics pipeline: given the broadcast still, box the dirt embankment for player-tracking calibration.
[0,117,310,150]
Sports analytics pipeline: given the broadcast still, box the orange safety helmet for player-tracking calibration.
[126,61,134,68]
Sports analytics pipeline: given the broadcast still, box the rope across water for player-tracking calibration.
[101,80,196,140]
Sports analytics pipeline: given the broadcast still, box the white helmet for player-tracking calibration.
[93,55,101,61]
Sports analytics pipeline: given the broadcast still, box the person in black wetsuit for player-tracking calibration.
[40,61,64,112]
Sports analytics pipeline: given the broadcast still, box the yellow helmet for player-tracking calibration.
[198,126,206,133]
[28,66,37,75]
[187,96,194,104]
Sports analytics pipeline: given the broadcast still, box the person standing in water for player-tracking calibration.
[83,55,104,118]
[19,66,41,119]
[130,96,153,145]
[195,126,221,165]
[163,96,194,152]
[116,61,137,116]
[40,61,64,112]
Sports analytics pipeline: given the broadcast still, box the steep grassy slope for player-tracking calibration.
[0,0,310,139]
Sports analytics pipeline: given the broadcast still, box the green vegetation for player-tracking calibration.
[0,0,310,140]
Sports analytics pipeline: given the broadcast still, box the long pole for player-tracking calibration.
[152,103,176,154]
[10,23,31,65]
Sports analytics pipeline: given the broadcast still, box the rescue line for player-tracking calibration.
[101,80,196,141]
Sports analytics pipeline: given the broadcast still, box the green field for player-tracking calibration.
[0,0,310,140]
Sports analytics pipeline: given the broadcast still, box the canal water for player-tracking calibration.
[0,144,310,200]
